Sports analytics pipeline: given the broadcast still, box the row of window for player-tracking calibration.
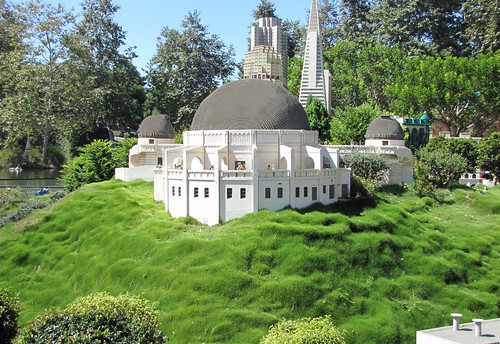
[172,184,347,201]
[227,187,246,199]
[172,186,210,198]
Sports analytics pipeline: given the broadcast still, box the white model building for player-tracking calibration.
[299,0,332,114]
[153,79,351,225]
[115,115,179,182]
[243,17,288,87]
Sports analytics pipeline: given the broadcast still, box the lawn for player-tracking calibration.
[1,179,498,343]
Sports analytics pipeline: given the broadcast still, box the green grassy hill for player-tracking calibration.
[1,180,499,343]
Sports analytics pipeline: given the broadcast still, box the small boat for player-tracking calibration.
[8,166,22,172]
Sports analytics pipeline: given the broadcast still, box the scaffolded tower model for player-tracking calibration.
[243,17,288,87]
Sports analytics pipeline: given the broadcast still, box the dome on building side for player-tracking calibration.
[365,115,404,140]
[137,115,175,139]
[191,79,310,130]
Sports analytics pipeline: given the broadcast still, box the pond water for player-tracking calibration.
[0,168,62,188]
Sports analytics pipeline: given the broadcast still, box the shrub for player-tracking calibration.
[0,288,21,344]
[113,137,138,168]
[0,188,22,208]
[17,292,164,343]
[477,132,500,180]
[350,175,377,200]
[342,151,389,183]
[0,201,49,228]
[60,140,116,191]
[417,148,467,188]
[60,139,138,191]
[260,315,345,344]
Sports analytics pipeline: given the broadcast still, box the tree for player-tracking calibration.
[260,315,345,344]
[287,56,302,97]
[318,0,340,49]
[417,147,468,188]
[0,288,21,344]
[463,0,499,54]
[330,104,379,145]
[389,53,499,137]
[66,0,144,141]
[477,132,500,181]
[369,0,467,57]
[252,0,277,20]
[147,11,236,132]
[324,42,406,110]
[282,19,306,58]
[424,136,479,171]
[0,0,75,163]
[335,0,373,46]
[17,292,164,343]
[306,96,330,142]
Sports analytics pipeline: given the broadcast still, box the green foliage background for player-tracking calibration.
[0,180,498,343]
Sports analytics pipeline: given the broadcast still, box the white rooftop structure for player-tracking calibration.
[417,315,500,344]
[299,0,331,114]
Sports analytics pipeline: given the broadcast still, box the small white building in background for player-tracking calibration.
[344,115,413,185]
[416,315,500,344]
[153,79,351,225]
[115,115,179,182]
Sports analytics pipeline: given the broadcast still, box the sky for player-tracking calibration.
[18,0,314,75]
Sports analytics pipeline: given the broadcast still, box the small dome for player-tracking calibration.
[420,113,430,121]
[137,115,175,139]
[365,115,404,140]
[191,79,310,130]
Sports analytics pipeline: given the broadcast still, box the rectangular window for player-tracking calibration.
[277,187,283,199]
[304,187,308,198]
[178,187,181,197]
[157,157,163,166]
[312,187,318,201]
[149,139,154,144]
[329,185,335,199]
[227,188,232,199]
[323,185,326,194]
[265,187,271,199]
[194,187,199,198]
[172,186,175,196]
[382,140,389,146]
[240,188,246,199]
[295,187,300,198]
[342,184,348,198]
[204,188,209,198]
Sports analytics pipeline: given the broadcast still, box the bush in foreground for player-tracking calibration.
[16,292,164,344]
[0,288,21,344]
[260,315,346,344]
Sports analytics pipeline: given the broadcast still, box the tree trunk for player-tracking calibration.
[106,121,115,141]
[42,119,50,165]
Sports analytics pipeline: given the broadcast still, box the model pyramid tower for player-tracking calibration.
[299,0,331,114]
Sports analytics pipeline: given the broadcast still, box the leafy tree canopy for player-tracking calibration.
[389,53,499,137]
[330,103,379,145]
[306,96,330,142]
[252,0,277,20]
[147,11,236,132]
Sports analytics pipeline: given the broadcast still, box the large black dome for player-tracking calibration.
[191,79,310,130]
[137,115,175,139]
[365,115,404,140]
